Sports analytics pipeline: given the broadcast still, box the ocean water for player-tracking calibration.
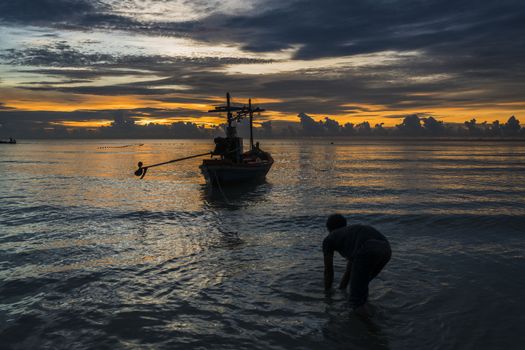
[1,139,524,350]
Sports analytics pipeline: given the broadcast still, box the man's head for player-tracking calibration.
[326,214,347,232]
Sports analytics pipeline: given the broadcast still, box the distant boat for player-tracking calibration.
[0,138,16,144]
[200,93,273,186]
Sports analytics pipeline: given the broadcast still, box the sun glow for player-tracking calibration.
[2,87,523,128]
[1,87,214,113]
[133,116,224,126]
[51,120,113,128]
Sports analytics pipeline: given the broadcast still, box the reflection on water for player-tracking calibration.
[202,181,272,210]
[1,139,525,349]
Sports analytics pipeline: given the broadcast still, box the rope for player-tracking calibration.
[136,151,213,178]
[213,170,230,205]
[143,152,212,170]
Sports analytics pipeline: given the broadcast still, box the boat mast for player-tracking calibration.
[226,92,236,138]
[226,92,232,127]
[249,99,254,150]
[208,93,264,150]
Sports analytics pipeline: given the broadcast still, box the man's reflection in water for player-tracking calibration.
[322,302,390,350]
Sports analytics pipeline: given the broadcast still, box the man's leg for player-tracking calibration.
[349,246,373,309]
[350,240,391,313]
[368,240,391,281]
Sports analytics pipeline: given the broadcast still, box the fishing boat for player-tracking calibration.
[200,93,273,186]
[0,138,16,144]
[134,93,273,186]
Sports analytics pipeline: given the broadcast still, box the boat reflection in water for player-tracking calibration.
[201,181,273,210]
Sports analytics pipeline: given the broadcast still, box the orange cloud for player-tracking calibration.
[51,120,113,128]
[133,116,224,126]
[1,87,214,112]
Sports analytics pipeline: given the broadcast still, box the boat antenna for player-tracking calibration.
[247,100,265,150]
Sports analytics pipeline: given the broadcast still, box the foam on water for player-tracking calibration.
[1,139,525,349]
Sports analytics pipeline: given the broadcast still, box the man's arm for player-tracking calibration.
[324,252,334,291]
[338,259,352,290]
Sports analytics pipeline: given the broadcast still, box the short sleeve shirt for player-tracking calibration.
[322,224,388,260]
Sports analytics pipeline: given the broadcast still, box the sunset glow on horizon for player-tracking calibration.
[3,88,523,129]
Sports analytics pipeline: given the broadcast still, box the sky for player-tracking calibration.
[1,0,524,133]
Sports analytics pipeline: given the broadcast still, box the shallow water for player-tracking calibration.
[1,139,524,349]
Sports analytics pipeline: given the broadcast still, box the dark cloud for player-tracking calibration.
[383,113,432,120]
[0,102,15,110]
[3,42,524,118]
[3,1,525,84]
[201,0,525,59]
[2,0,524,64]
[0,43,115,67]
[0,110,103,123]
[0,0,185,34]
[0,104,219,132]
[16,68,154,80]
[1,42,273,68]
[0,0,101,23]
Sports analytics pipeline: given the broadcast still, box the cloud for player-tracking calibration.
[383,113,432,120]
[0,105,219,121]
[1,107,522,139]
[0,102,15,110]
[1,42,273,68]
[3,1,524,64]
[206,1,525,59]
[0,0,278,35]
[1,0,524,133]
[0,0,100,23]
[0,42,114,67]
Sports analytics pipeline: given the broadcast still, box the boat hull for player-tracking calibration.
[200,159,273,186]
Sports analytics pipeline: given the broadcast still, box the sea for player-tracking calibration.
[1,139,524,350]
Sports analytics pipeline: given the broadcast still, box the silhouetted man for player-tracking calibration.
[323,214,391,316]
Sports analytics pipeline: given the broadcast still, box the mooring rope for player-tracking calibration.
[213,170,231,205]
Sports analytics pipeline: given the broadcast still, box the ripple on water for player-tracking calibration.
[1,140,525,349]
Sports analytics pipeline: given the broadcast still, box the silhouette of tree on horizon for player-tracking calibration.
[1,111,522,139]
